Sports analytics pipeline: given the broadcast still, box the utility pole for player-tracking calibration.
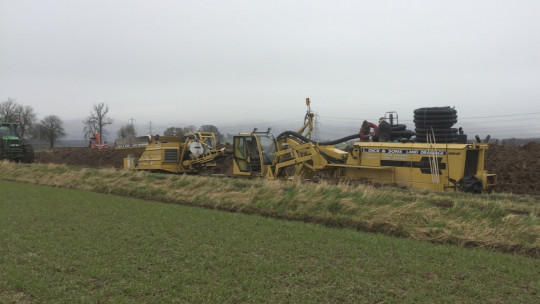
[147,121,153,135]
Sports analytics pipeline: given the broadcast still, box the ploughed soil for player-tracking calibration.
[484,141,540,196]
[34,142,540,196]
[34,147,145,170]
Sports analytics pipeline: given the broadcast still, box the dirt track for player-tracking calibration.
[34,142,540,196]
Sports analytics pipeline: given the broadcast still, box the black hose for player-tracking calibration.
[277,131,360,145]
[390,124,407,131]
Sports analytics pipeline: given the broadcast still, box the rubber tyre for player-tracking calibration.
[391,130,416,137]
[390,124,407,131]
[22,144,35,163]
[390,131,415,140]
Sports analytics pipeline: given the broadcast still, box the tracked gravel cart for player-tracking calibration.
[118,132,227,174]
[0,121,34,163]
[232,99,496,193]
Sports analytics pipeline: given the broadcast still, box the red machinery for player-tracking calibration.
[89,130,109,149]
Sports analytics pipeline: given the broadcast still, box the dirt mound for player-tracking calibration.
[208,154,234,176]
[34,147,144,169]
[485,142,540,196]
[34,142,540,195]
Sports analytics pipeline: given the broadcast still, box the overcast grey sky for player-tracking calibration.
[1,0,539,140]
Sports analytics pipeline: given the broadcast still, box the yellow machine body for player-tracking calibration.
[342,141,496,191]
[232,99,497,193]
[232,131,496,192]
[119,132,225,173]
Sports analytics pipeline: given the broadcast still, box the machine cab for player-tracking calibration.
[232,132,277,177]
[0,123,17,138]
[0,122,21,152]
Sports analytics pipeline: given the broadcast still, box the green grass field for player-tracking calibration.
[1,162,538,257]
[1,180,539,303]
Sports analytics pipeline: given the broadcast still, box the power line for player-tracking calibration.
[321,111,540,122]
[459,112,540,120]
[126,108,539,139]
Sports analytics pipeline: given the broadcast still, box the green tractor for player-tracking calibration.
[0,121,34,163]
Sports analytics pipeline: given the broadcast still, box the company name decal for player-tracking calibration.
[361,149,446,156]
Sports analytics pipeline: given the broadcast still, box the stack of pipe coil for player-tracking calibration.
[389,124,416,141]
[413,107,458,143]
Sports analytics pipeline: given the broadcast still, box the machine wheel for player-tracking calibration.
[453,176,483,193]
[22,144,35,163]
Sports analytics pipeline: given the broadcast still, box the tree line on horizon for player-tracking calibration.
[0,98,113,148]
[1,97,224,148]
[3,97,536,149]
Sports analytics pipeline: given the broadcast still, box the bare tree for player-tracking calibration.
[164,127,184,137]
[183,125,196,134]
[199,124,221,143]
[16,105,37,138]
[117,124,137,139]
[0,98,38,138]
[38,115,66,149]
[83,103,113,142]
[0,97,19,121]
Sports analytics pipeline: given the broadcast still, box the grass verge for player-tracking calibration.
[0,161,539,257]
